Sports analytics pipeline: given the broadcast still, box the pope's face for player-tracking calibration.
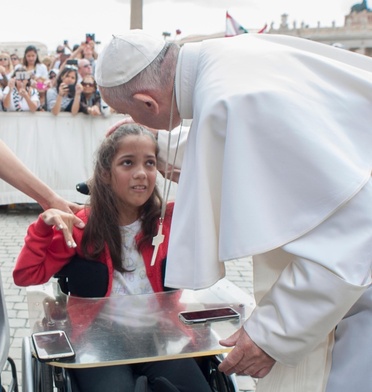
[101,90,181,130]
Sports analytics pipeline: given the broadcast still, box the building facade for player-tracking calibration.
[178,2,372,57]
[270,1,372,56]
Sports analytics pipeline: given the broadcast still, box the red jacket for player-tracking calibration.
[13,203,175,296]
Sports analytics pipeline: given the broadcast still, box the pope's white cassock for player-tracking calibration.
[162,34,372,391]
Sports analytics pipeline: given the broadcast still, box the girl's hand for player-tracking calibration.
[89,105,101,116]
[18,88,28,98]
[75,83,83,95]
[59,83,68,96]
[8,78,15,89]
[41,209,84,248]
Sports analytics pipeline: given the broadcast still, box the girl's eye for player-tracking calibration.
[146,160,156,166]
[122,160,132,166]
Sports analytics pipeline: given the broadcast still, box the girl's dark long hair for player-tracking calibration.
[81,124,162,272]
[22,45,41,67]
[55,67,78,91]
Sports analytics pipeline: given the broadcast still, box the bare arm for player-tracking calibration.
[70,84,83,115]
[0,139,84,216]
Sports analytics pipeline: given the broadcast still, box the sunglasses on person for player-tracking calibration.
[82,82,95,87]
[11,57,18,61]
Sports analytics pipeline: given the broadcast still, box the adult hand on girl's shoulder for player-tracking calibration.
[41,208,85,248]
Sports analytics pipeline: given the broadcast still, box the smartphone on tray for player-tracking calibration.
[32,330,75,362]
[179,307,240,324]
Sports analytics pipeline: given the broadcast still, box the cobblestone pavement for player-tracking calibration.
[0,206,257,392]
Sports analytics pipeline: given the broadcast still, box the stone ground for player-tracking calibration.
[0,205,257,391]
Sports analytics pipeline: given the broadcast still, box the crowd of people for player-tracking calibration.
[0,39,113,116]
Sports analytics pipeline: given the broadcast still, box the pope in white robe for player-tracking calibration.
[159,34,372,391]
[96,32,372,391]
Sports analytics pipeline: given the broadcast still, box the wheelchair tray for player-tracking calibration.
[26,279,254,368]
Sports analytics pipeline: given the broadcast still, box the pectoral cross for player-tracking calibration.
[150,221,164,266]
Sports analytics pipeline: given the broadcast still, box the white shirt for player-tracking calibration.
[2,86,40,111]
[111,220,153,296]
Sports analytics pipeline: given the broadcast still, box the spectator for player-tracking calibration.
[34,76,50,111]
[77,59,92,83]
[2,68,40,112]
[70,41,97,74]
[10,53,22,71]
[0,65,8,90]
[51,44,70,70]
[48,69,58,88]
[0,52,14,79]
[22,45,48,79]
[46,66,82,115]
[79,75,101,116]
[41,56,53,71]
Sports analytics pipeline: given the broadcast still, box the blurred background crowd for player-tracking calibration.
[0,36,114,116]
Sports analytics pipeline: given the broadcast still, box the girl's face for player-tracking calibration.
[0,55,10,68]
[25,51,37,66]
[15,79,28,90]
[109,135,157,221]
[62,71,76,85]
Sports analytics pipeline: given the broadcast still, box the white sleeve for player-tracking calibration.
[157,125,190,169]
[245,179,372,366]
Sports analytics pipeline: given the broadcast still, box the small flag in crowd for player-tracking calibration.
[257,24,268,34]
[225,11,248,37]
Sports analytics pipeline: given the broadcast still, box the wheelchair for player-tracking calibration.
[21,259,238,392]
[0,269,19,392]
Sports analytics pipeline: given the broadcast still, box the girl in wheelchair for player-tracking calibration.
[14,124,212,392]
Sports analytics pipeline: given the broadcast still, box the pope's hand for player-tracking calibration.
[218,327,276,378]
[106,116,135,136]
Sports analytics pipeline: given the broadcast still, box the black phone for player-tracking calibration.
[66,59,78,66]
[178,307,240,324]
[67,84,75,97]
[32,330,75,362]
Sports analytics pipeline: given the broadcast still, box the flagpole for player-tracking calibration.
[130,0,143,29]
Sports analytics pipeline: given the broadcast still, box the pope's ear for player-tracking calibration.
[133,93,159,114]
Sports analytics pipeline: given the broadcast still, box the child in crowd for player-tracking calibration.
[2,68,40,112]
[13,124,212,392]
[46,66,82,115]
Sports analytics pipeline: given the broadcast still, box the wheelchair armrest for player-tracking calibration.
[21,337,34,392]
